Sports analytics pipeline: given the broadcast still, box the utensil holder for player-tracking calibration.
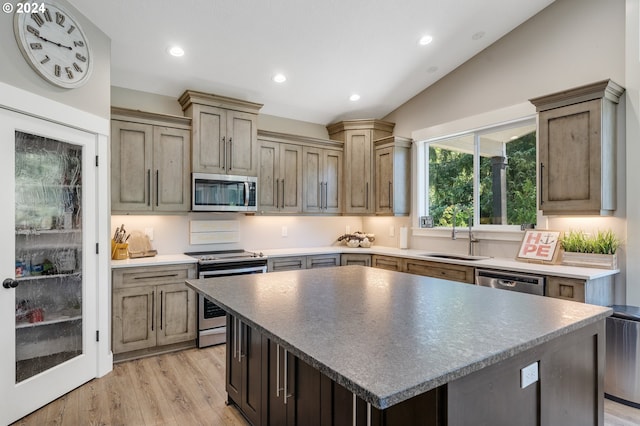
[111,240,129,260]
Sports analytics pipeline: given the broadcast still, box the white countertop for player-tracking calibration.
[109,246,618,280]
[255,245,619,280]
[111,254,197,268]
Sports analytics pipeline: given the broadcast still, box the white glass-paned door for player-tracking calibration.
[0,107,97,424]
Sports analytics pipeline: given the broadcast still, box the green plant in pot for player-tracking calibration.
[560,229,620,269]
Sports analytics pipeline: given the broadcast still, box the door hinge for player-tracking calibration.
[96,243,99,254]
[95,155,99,167]
[96,330,99,342]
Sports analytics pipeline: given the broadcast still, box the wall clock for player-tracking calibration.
[13,1,93,89]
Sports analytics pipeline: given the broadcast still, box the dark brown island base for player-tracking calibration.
[186,265,612,426]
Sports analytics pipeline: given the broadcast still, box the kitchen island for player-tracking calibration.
[186,265,612,425]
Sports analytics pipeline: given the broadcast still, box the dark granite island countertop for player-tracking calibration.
[186,265,611,414]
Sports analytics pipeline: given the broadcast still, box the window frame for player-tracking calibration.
[415,114,538,239]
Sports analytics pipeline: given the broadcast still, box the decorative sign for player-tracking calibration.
[517,230,562,263]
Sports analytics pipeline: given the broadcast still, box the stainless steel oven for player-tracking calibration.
[186,250,267,347]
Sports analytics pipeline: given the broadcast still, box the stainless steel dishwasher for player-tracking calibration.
[475,268,545,296]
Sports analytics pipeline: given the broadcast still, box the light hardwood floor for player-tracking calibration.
[11,345,640,425]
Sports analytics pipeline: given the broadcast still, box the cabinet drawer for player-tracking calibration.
[545,276,586,302]
[307,254,340,269]
[404,259,474,284]
[371,255,404,271]
[112,264,195,289]
[268,256,306,272]
[341,253,372,267]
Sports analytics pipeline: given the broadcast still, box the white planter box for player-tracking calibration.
[561,252,618,269]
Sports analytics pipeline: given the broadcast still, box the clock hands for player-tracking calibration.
[35,34,72,51]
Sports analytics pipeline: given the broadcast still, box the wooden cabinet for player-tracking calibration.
[327,120,394,214]
[545,274,614,306]
[529,80,624,215]
[404,258,475,284]
[112,264,197,361]
[371,255,404,272]
[267,254,341,272]
[258,141,303,213]
[226,315,264,426]
[341,253,372,267]
[302,146,343,213]
[306,253,341,268]
[179,90,262,176]
[111,108,191,213]
[374,136,411,216]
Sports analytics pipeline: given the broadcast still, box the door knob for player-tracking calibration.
[3,278,18,289]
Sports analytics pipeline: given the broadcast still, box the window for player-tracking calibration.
[423,118,537,229]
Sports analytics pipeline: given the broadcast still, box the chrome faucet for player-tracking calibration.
[468,216,479,256]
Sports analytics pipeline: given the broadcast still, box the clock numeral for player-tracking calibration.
[26,25,40,37]
[67,25,76,34]
[55,11,65,27]
[75,53,87,62]
[44,8,52,22]
[65,67,73,79]
[31,13,45,27]
[40,55,50,64]
[73,63,83,73]
[54,64,61,77]
[74,40,85,48]
[29,43,43,50]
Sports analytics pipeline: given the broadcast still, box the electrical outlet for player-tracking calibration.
[281,226,288,237]
[521,361,539,389]
[145,227,154,241]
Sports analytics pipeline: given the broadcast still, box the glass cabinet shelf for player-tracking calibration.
[16,315,82,330]
[16,272,81,282]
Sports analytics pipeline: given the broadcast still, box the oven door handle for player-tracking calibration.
[199,265,267,278]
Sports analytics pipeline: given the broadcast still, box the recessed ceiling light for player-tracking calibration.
[273,73,287,83]
[349,94,360,102]
[471,31,485,41]
[168,46,184,57]
[427,66,438,74]
[419,35,433,46]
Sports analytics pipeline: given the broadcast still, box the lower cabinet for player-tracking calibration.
[227,313,442,426]
[112,264,197,361]
[404,258,475,284]
[545,274,614,306]
[267,254,341,272]
[341,253,372,267]
[371,255,404,271]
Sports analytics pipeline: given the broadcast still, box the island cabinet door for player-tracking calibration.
[267,341,322,426]
[226,315,263,426]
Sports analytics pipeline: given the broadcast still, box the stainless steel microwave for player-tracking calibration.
[192,173,257,212]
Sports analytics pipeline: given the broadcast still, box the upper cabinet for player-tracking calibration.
[179,91,263,176]
[530,80,624,216]
[374,136,412,216]
[257,130,343,215]
[327,119,394,214]
[111,108,191,213]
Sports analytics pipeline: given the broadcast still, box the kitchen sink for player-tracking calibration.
[419,253,491,261]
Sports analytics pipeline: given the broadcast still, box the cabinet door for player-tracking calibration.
[341,254,372,267]
[226,315,243,404]
[112,286,156,353]
[324,149,343,213]
[404,259,474,283]
[156,283,197,346]
[268,256,306,272]
[375,146,393,214]
[538,99,602,214]
[545,276,586,303]
[307,254,340,269]
[227,110,258,176]
[258,141,279,212]
[302,147,324,213]
[344,130,373,214]
[153,126,190,212]
[280,144,303,213]
[111,120,153,212]
[192,104,226,173]
[371,255,404,271]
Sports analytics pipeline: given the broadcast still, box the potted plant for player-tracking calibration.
[560,229,620,269]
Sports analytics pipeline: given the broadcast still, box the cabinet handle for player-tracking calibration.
[539,162,544,206]
[323,182,328,209]
[232,316,237,360]
[389,181,393,210]
[318,183,322,209]
[352,393,372,426]
[159,290,163,330]
[281,179,285,209]
[276,343,281,397]
[222,136,226,171]
[134,274,179,280]
[366,182,369,210]
[238,317,243,362]
[284,348,291,404]
[151,290,155,331]
[147,169,151,206]
[228,137,233,171]
[275,179,280,210]
[156,170,159,207]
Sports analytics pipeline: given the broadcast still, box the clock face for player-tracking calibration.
[13,1,93,89]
